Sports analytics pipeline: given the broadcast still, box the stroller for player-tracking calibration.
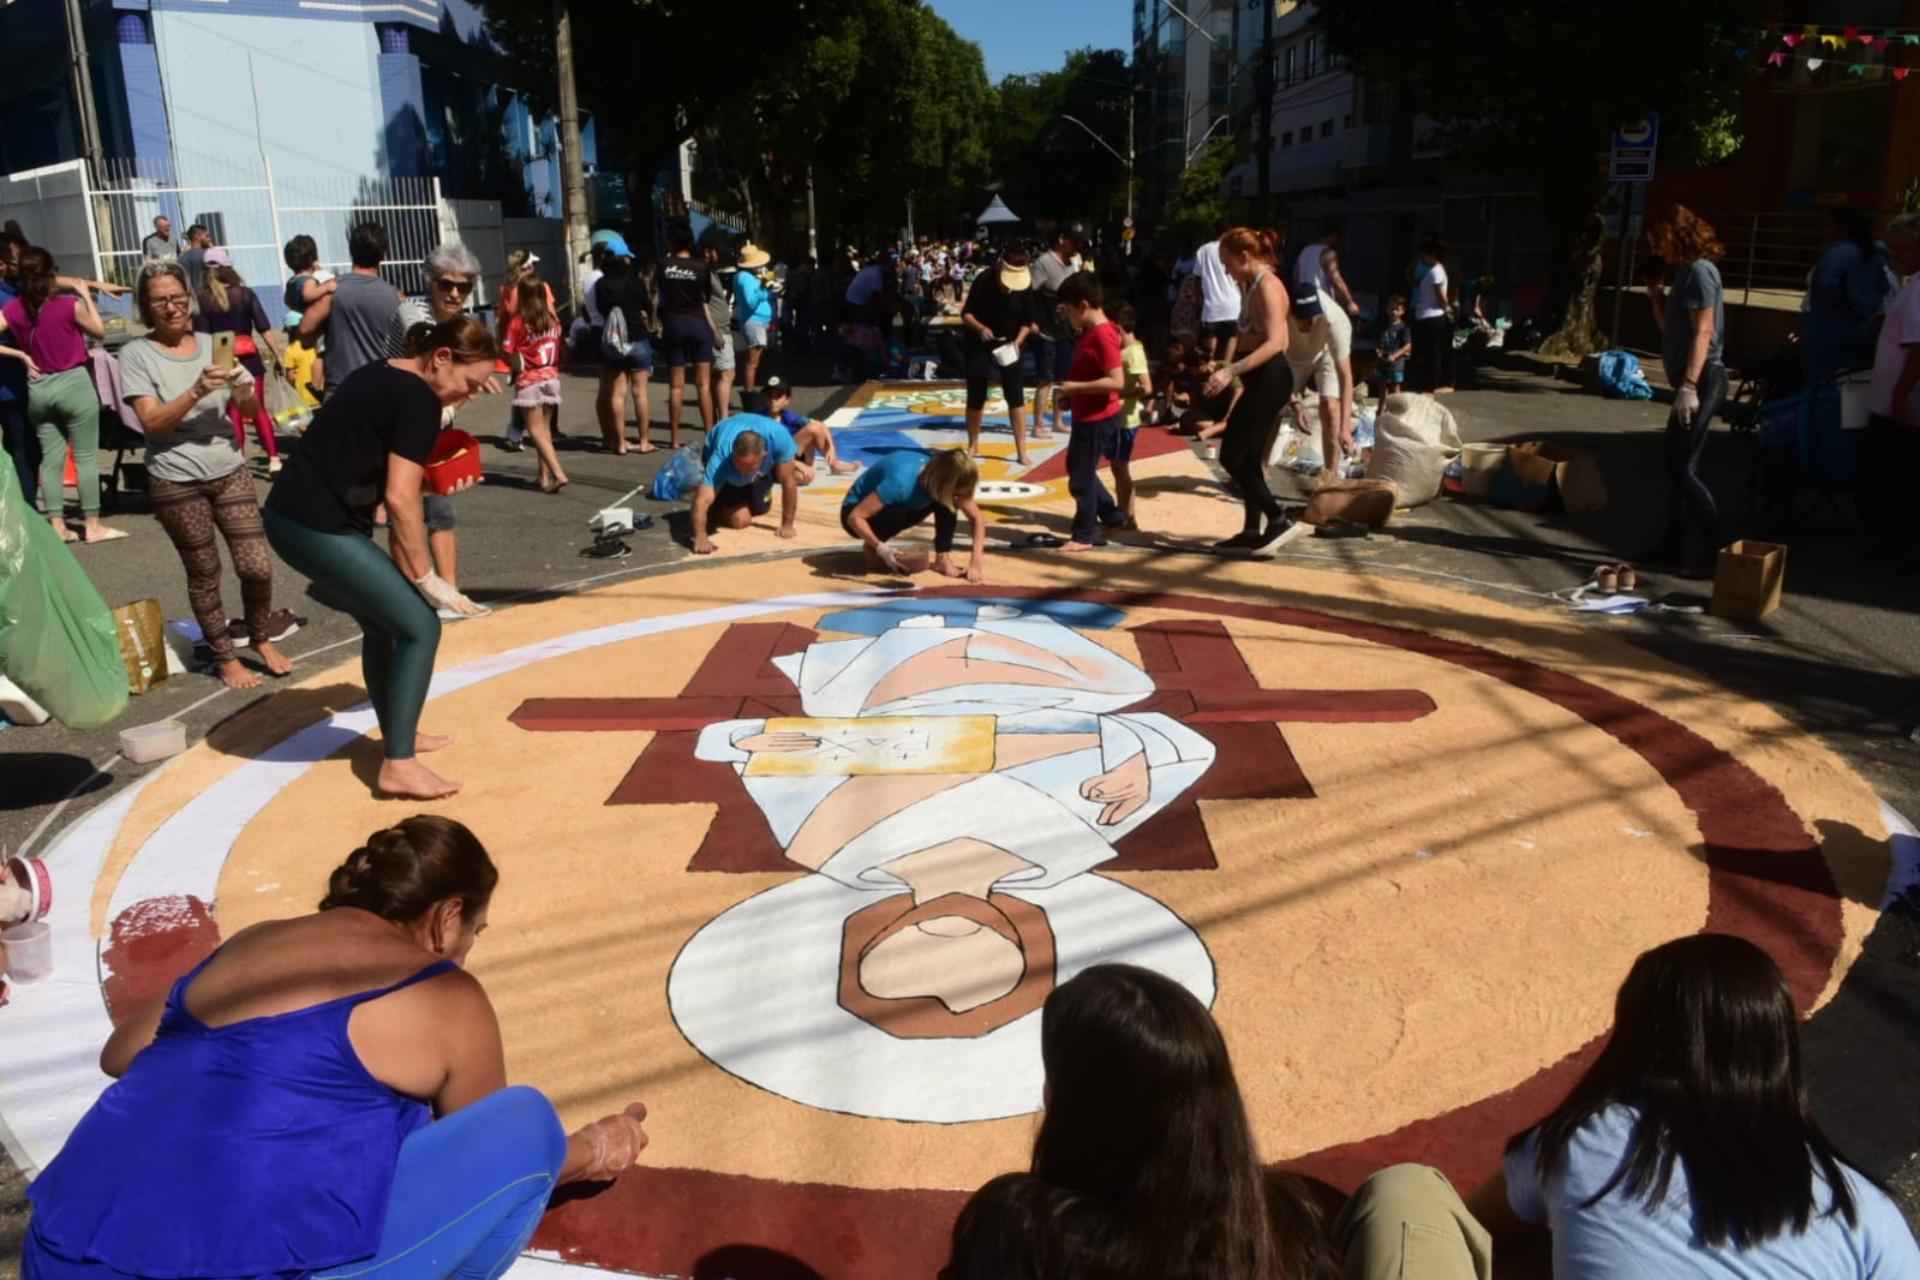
[1749,367,1863,532]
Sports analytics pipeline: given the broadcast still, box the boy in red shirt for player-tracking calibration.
[1049,273,1125,552]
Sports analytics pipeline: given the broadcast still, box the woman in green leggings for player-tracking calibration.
[0,247,126,543]
[265,313,498,800]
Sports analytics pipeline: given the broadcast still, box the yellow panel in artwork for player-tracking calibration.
[743,715,998,777]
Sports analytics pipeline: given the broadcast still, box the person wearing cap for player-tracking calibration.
[1284,249,1353,479]
[592,235,657,454]
[733,243,774,394]
[744,376,859,482]
[960,247,1039,465]
[194,248,289,474]
[688,411,800,556]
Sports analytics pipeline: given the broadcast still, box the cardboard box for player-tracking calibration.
[1710,540,1787,621]
[1510,441,1609,512]
[1303,478,1398,528]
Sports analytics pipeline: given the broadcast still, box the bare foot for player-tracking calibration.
[1015,455,1034,467]
[256,640,295,677]
[829,459,861,476]
[1060,541,1099,554]
[635,443,658,454]
[415,731,455,753]
[215,658,262,690]
[376,757,462,800]
[50,519,78,543]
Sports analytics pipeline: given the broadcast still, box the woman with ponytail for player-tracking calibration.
[24,817,651,1280]
[265,314,499,800]
[1202,228,1305,557]
[0,247,126,543]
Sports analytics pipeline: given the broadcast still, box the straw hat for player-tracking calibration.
[997,259,1031,291]
[738,242,772,270]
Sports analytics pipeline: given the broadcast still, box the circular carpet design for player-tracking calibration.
[3,554,1893,1280]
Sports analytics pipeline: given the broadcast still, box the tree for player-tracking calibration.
[990,48,1133,231]
[1161,136,1236,250]
[480,0,993,252]
[1317,0,1764,355]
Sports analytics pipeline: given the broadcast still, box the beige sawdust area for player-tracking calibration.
[88,553,1890,1195]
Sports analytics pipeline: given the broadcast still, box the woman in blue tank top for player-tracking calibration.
[24,815,650,1280]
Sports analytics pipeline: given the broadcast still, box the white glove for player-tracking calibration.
[1673,384,1700,427]
[413,570,470,613]
[572,1104,649,1181]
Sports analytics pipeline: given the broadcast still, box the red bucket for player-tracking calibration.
[424,429,482,495]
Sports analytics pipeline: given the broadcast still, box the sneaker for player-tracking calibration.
[1247,520,1308,559]
[267,456,283,476]
[219,609,302,648]
[1213,530,1264,553]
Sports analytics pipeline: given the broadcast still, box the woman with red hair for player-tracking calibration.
[1202,228,1305,557]
[1642,206,1727,574]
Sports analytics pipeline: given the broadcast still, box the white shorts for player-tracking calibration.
[1286,316,1341,399]
[713,332,736,373]
[513,377,562,409]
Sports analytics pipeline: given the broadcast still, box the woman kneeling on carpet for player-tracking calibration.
[841,446,986,581]
[264,314,494,801]
[23,816,650,1280]
[1467,934,1919,1277]
[121,261,296,691]
[946,964,1493,1280]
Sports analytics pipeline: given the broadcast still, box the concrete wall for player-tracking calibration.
[151,9,385,194]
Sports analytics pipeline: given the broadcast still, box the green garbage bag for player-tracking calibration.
[0,448,129,728]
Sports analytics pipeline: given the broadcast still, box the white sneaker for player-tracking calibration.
[1246,520,1308,559]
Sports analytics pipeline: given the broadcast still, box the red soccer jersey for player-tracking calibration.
[1069,320,1123,424]
[504,316,562,390]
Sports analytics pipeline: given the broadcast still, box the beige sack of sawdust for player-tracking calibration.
[1367,392,1462,507]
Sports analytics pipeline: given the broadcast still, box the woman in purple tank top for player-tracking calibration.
[24,816,651,1280]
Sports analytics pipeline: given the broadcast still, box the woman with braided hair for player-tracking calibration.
[23,816,649,1280]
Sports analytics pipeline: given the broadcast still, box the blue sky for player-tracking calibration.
[929,0,1132,81]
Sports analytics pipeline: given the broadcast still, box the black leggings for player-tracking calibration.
[841,501,957,551]
[1220,359,1293,532]
[1411,316,1452,391]
[1659,365,1726,561]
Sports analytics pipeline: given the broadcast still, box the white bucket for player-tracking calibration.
[1837,370,1873,431]
[2,921,52,982]
[991,342,1020,368]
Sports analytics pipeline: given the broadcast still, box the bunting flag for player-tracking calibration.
[1767,50,1786,66]
[1897,67,1912,81]
[1753,23,1916,81]
[1807,57,1825,70]
[1782,32,1802,47]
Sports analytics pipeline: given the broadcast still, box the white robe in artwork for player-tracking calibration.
[694,609,1215,891]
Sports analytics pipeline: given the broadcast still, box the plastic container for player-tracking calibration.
[0,675,50,726]
[120,718,186,763]
[1459,444,1506,501]
[424,430,484,496]
[991,342,1020,368]
[2,921,52,983]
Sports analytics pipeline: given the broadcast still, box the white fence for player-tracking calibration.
[0,155,562,308]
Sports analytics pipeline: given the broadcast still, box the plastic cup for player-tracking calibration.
[2,921,52,983]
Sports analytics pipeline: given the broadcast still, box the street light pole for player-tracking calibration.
[1254,0,1274,227]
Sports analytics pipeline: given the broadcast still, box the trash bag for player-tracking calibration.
[1596,350,1654,400]
[0,449,129,728]
[648,445,705,502]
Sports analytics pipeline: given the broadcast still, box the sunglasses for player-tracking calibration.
[149,296,192,312]
[432,277,474,295]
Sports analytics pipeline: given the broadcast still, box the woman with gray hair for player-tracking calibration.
[385,241,489,619]
[119,260,296,689]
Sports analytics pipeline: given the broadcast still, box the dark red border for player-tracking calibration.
[100,585,1843,1280]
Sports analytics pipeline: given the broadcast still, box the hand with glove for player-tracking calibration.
[565,1103,650,1183]
[1672,383,1700,427]
[413,570,486,617]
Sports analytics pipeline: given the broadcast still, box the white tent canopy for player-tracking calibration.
[976,195,1020,226]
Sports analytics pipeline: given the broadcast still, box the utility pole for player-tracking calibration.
[1126,95,1135,256]
[1254,0,1274,226]
[552,0,591,313]
[62,0,104,184]
[806,163,818,264]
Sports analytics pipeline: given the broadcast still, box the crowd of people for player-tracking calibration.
[15,814,1917,1280]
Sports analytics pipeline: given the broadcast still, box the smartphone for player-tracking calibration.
[212,331,236,371]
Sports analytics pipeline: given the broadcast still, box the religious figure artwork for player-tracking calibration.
[511,597,1437,1123]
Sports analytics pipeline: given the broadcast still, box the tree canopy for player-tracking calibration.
[990,48,1135,232]
[1317,0,1766,350]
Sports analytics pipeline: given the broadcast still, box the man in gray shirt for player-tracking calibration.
[142,215,180,261]
[298,221,402,394]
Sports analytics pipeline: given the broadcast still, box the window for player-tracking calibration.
[1320,119,1334,139]
[1283,45,1297,87]
[1280,130,1293,146]
[1305,34,1321,77]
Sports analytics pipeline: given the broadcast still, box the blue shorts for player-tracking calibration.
[1030,334,1076,383]
[1383,368,1405,384]
[1108,426,1138,464]
[662,313,715,368]
[604,338,653,375]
